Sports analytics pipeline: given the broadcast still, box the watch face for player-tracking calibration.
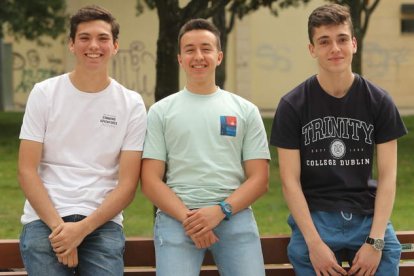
[374,239,385,250]
[224,204,232,213]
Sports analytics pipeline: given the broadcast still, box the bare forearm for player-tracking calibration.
[226,159,269,214]
[79,183,137,235]
[370,180,396,238]
[370,140,398,238]
[18,171,63,229]
[226,176,268,214]
[283,183,322,246]
[142,179,188,222]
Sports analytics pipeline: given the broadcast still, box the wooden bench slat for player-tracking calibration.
[0,231,413,275]
[0,240,23,268]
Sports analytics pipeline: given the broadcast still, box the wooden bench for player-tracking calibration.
[1,231,413,275]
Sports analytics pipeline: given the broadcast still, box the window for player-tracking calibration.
[401,4,414,33]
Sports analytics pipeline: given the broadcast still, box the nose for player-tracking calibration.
[89,38,99,49]
[194,48,203,60]
[331,41,340,53]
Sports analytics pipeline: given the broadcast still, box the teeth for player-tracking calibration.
[87,53,101,58]
[193,65,205,68]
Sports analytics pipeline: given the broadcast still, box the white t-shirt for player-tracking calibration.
[143,87,270,209]
[19,73,147,225]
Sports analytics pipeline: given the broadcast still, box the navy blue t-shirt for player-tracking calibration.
[270,74,407,215]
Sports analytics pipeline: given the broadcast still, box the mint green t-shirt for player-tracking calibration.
[143,87,270,209]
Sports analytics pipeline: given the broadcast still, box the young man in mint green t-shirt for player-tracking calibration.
[141,18,270,276]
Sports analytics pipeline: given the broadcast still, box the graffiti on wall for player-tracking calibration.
[13,49,63,95]
[364,42,410,78]
[112,40,155,100]
[255,44,292,72]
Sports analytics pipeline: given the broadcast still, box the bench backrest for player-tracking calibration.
[1,231,413,274]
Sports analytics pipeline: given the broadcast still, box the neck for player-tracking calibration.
[186,79,218,95]
[69,68,110,93]
[316,71,355,98]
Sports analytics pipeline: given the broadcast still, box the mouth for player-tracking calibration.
[329,57,344,61]
[192,64,207,69]
[85,53,102,58]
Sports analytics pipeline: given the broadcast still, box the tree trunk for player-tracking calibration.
[154,22,180,101]
[348,1,363,75]
[213,3,227,89]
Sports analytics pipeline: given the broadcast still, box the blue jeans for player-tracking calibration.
[287,211,401,276]
[154,208,265,276]
[20,215,125,276]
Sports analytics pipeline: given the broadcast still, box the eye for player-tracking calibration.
[319,40,329,46]
[338,37,348,44]
[99,36,111,42]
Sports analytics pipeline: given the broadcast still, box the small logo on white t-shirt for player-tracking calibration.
[100,114,118,127]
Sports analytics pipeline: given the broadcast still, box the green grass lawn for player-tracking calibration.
[0,112,413,238]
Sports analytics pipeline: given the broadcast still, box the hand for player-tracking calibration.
[348,243,382,275]
[183,206,225,237]
[308,240,348,276]
[49,222,88,257]
[190,230,219,249]
[57,247,78,268]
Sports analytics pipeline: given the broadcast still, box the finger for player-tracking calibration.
[185,224,204,236]
[333,263,348,275]
[49,224,63,239]
[183,220,199,232]
[186,209,197,217]
[193,227,209,238]
[72,250,79,267]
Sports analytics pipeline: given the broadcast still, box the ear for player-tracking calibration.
[113,40,119,55]
[177,54,182,66]
[217,51,224,66]
[68,39,75,54]
[352,36,357,54]
[308,43,316,58]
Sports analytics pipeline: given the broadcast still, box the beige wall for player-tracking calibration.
[5,0,414,115]
[363,0,414,114]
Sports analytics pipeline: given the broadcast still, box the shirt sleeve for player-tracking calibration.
[374,93,408,144]
[121,94,147,151]
[142,105,167,161]
[242,105,271,161]
[269,98,301,149]
[19,84,48,143]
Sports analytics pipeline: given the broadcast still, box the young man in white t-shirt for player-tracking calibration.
[18,5,147,275]
[141,18,270,276]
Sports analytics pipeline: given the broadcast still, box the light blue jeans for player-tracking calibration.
[287,211,401,276]
[154,208,265,276]
[19,215,125,276]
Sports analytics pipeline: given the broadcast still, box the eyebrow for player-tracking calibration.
[316,33,350,41]
[183,42,214,48]
[77,32,111,37]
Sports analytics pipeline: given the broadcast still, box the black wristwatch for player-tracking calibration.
[365,236,385,251]
[218,201,232,220]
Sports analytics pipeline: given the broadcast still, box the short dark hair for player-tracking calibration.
[308,4,354,44]
[69,5,120,42]
[177,18,221,53]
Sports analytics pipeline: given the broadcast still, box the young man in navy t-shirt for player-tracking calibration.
[271,4,407,276]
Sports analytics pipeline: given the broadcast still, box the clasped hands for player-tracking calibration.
[182,205,226,249]
[49,222,86,268]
